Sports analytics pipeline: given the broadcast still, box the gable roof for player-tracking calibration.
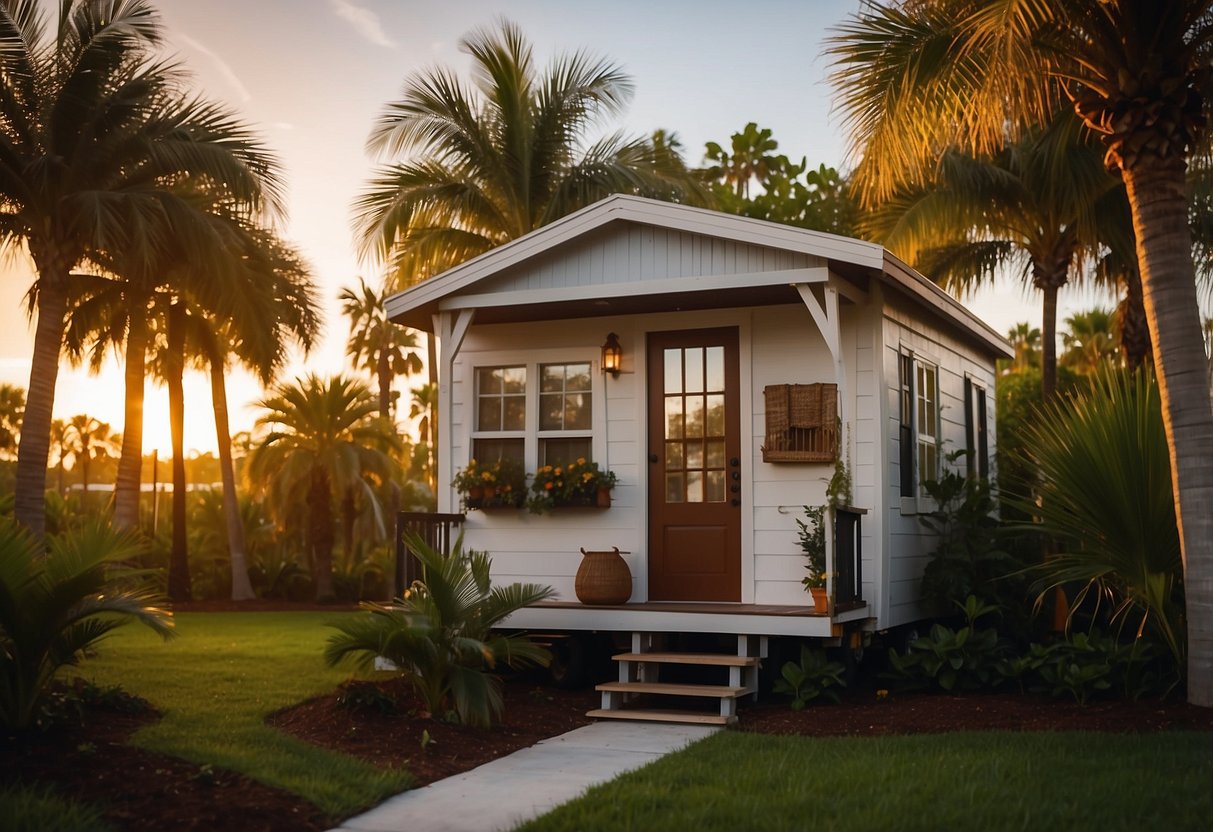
[385,194,1010,358]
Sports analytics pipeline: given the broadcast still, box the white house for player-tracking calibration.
[386,195,1010,723]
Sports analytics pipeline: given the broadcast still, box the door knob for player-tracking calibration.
[730,498,741,507]
[649,453,659,464]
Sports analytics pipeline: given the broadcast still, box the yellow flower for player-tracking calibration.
[582,472,593,482]
[876,689,889,700]
[554,467,563,476]
[576,457,587,465]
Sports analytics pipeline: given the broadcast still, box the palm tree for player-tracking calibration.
[1061,308,1121,376]
[246,375,399,600]
[1005,324,1042,376]
[703,122,781,200]
[859,122,1115,399]
[339,277,423,418]
[60,415,118,510]
[3,1,282,540]
[0,385,24,461]
[354,19,704,413]
[409,382,438,492]
[829,0,1213,705]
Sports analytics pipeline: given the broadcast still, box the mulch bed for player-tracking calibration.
[268,674,597,782]
[740,690,1213,736]
[0,707,331,832]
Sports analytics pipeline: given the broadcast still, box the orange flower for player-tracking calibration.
[544,482,554,490]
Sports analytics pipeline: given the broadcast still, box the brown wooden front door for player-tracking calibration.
[647,327,741,601]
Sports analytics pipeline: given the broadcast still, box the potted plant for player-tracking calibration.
[452,459,487,509]
[527,458,618,514]
[797,504,829,613]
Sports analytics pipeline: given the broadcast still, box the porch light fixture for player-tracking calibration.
[602,332,622,377]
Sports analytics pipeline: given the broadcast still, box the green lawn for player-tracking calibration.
[518,729,1213,832]
[74,611,410,817]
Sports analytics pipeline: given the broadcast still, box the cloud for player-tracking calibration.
[330,0,396,48]
[179,35,252,103]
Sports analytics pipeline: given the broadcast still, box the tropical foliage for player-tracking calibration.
[701,123,857,234]
[1013,370,1185,670]
[246,375,399,599]
[325,533,555,727]
[828,0,1213,706]
[4,0,282,540]
[0,519,173,731]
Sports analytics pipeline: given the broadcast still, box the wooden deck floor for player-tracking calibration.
[531,600,867,617]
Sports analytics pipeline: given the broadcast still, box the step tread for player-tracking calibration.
[596,681,749,698]
[587,708,734,726]
[612,652,760,667]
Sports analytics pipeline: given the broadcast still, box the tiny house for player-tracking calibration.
[386,195,1010,723]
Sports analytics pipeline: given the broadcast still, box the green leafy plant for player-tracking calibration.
[919,451,1022,617]
[325,533,556,727]
[796,505,827,590]
[336,681,398,715]
[884,596,1008,692]
[0,520,174,731]
[1011,369,1185,671]
[1000,632,1171,704]
[772,645,846,709]
[527,459,617,513]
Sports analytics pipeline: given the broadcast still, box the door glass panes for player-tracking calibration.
[662,345,727,504]
[477,366,526,431]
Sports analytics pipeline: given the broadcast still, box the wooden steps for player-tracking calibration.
[587,708,734,726]
[589,633,766,725]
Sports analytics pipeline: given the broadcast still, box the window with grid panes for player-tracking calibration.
[473,366,526,465]
[538,362,593,466]
[915,361,939,491]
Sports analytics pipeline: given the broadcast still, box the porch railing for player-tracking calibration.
[394,511,466,597]
[831,506,865,607]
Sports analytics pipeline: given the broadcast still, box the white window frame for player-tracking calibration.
[537,361,595,467]
[463,348,604,474]
[898,346,940,515]
[964,374,990,481]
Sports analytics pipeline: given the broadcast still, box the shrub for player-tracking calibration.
[918,452,1024,621]
[1011,369,1184,671]
[772,645,846,709]
[0,520,174,731]
[324,533,555,727]
[884,596,1009,692]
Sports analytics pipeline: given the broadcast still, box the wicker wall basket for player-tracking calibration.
[575,547,632,605]
[761,383,838,462]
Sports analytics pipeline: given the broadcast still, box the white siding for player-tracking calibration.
[880,298,999,628]
[479,222,822,294]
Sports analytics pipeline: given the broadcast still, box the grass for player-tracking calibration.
[0,784,114,832]
[518,729,1213,832]
[73,611,410,817]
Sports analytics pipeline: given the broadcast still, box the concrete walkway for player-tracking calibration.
[332,721,718,832]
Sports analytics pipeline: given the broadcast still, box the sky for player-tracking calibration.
[0,0,1113,455]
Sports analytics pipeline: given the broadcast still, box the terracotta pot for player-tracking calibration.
[596,486,612,508]
[575,547,632,605]
[809,586,829,614]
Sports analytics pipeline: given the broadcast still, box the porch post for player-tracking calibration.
[433,309,476,513]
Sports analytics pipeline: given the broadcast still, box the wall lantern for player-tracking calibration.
[602,332,622,377]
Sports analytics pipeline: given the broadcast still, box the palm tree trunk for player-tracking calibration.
[113,309,150,532]
[81,446,90,512]
[167,301,191,601]
[14,274,70,539]
[309,470,335,600]
[210,358,256,600]
[1118,265,1153,370]
[1040,284,1059,401]
[1122,157,1213,707]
